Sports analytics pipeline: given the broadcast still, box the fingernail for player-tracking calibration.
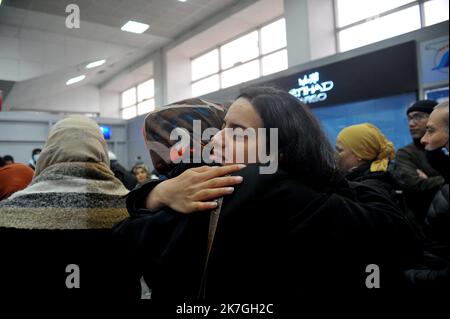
[234,176,243,183]
[226,187,235,193]
[210,201,218,207]
[237,164,246,169]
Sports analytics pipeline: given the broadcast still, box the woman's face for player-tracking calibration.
[335,140,361,173]
[211,98,264,165]
[135,168,149,184]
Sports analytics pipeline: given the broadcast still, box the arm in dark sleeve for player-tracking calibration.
[394,149,444,193]
[125,180,162,216]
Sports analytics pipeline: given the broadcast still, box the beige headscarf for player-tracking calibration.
[34,115,110,177]
[0,115,128,230]
[337,123,395,172]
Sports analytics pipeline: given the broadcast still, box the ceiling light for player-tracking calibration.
[66,75,86,85]
[121,20,149,34]
[178,0,188,2]
[86,59,106,69]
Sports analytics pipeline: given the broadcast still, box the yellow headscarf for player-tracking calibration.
[337,123,395,172]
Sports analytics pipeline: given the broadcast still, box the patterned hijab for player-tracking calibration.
[143,98,228,175]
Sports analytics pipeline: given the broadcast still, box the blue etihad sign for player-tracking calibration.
[289,72,335,104]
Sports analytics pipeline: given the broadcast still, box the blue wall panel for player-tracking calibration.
[311,92,417,151]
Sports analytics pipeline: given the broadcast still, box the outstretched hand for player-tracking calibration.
[146,164,246,213]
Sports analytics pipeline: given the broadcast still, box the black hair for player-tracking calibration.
[238,86,339,189]
[3,155,14,163]
[31,148,41,156]
[0,156,5,168]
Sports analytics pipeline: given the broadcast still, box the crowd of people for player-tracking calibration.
[0,87,448,306]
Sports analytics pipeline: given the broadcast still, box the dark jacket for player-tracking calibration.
[110,160,137,190]
[394,141,445,223]
[401,147,449,292]
[114,164,422,303]
[425,184,449,259]
[0,162,138,301]
[345,162,424,237]
[345,162,398,199]
[0,227,139,300]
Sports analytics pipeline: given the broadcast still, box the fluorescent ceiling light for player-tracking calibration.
[86,59,106,69]
[121,20,149,34]
[178,0,188,2]
[66,75,86,85]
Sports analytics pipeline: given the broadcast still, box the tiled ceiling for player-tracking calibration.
[3,0,241,38]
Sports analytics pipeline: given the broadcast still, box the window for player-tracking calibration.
[120,78,155,119]
[191,18,288,96]
[260,18,287,54]
[192,74,220,97]
[335,0,449,52]
[192,49,219,81]
[424,0,449,26]
[220,31,259,69]
[221,60,260,88]
[121,87,136,108]
[336,0,416,27]
[338,6,421,52]
[262,49,288,76]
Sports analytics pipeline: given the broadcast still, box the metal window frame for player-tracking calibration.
[191,16,287,93]
[120,77,155,119]
[334,0,434,52]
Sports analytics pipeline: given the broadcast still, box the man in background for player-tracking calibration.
[394,100,445,224]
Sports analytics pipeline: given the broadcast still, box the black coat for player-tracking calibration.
[114,164,422,303]
[0,227,139,301]
[345,162,398,198]
[394,142,445,223]
[425,184,449,259]
[110,160,137,190]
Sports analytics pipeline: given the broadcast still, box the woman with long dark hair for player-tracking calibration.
[114,88,421,304]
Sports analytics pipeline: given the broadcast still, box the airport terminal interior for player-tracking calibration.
[0,0,449,311]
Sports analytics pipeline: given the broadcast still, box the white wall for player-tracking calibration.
[307,0,337,60]
[0,25,130,83]
[284,0,337,67]
[100,90,120,118]
[166,50,192,104]
[5,77,100,114]
[165,0,283,104]
[0,111,128,166]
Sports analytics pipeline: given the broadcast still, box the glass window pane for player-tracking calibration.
[121,87,136,107]
[192,49,219,81]
[261,19,287,54]
[137,78,155,102]
[122,106,136,119]
[424,0,449,26]
[192,74,220,97]
[336,0,415,27]
[137,99,155,115]
[262,49,288,76]
[220,31,259,70]
[338,5,421,52]
[221,60,260,89]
